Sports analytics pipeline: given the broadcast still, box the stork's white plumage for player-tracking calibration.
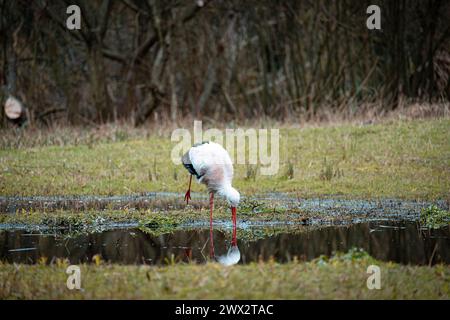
[182,141,240,258]
[217,246,241,266]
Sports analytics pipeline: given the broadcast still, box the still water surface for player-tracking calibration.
[0,221,448,265]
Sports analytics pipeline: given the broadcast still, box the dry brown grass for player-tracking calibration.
[1,102,449,149]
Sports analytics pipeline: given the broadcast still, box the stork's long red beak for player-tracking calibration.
[231,206,237,246]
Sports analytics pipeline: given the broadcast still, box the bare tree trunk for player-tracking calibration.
[168,31,178,122]
[88,45,112,122]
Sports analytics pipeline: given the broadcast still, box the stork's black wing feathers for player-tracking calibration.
[192,141,209,147]
[181,142,210,179]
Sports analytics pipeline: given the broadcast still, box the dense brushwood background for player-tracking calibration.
[0,0,449,127]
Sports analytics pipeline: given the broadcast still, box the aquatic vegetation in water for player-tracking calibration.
[420,205,450,229]
[313,247,374,266]
[138,214,181,236]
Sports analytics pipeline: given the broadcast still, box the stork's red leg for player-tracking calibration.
[184,175,192,204]
[209,192,215,258]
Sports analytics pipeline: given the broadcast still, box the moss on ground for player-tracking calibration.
[1,119,449,199]
[420,205,450,229]
[1,196,446,238]
[0,205,314,241]
[0,250,448,299]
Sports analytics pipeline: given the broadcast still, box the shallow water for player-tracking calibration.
[0,221,448,266]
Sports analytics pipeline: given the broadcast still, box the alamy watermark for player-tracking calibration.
[65,4,380,31]
[171,121,280,175]
[366,5,381,30]
[66,265,81,290]
[366,265,381,290]
[66,5,81,30]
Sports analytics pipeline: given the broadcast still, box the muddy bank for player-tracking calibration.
[1,192,448,216]
[0,193,448,235]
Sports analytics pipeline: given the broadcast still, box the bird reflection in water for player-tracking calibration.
[216,219,240,266]
[217,245,240,266]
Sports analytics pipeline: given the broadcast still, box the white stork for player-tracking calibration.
[182,141,240,258]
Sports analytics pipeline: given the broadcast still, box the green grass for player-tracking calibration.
[0,119,450,199]
[1,251,448,299]
[1,119,449,199]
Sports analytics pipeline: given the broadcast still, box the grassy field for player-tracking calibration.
[1,250,448,299]
[1,118,449,199]
[1,118,449,300]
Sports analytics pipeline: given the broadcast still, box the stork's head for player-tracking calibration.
[220,186,240,208]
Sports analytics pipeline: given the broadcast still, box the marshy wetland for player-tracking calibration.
[0,119,449,299]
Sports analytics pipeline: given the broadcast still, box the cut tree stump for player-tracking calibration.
[4,95,27,126]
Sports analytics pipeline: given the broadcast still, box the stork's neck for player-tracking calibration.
[218,183,233,195]
[218,183,240,207]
